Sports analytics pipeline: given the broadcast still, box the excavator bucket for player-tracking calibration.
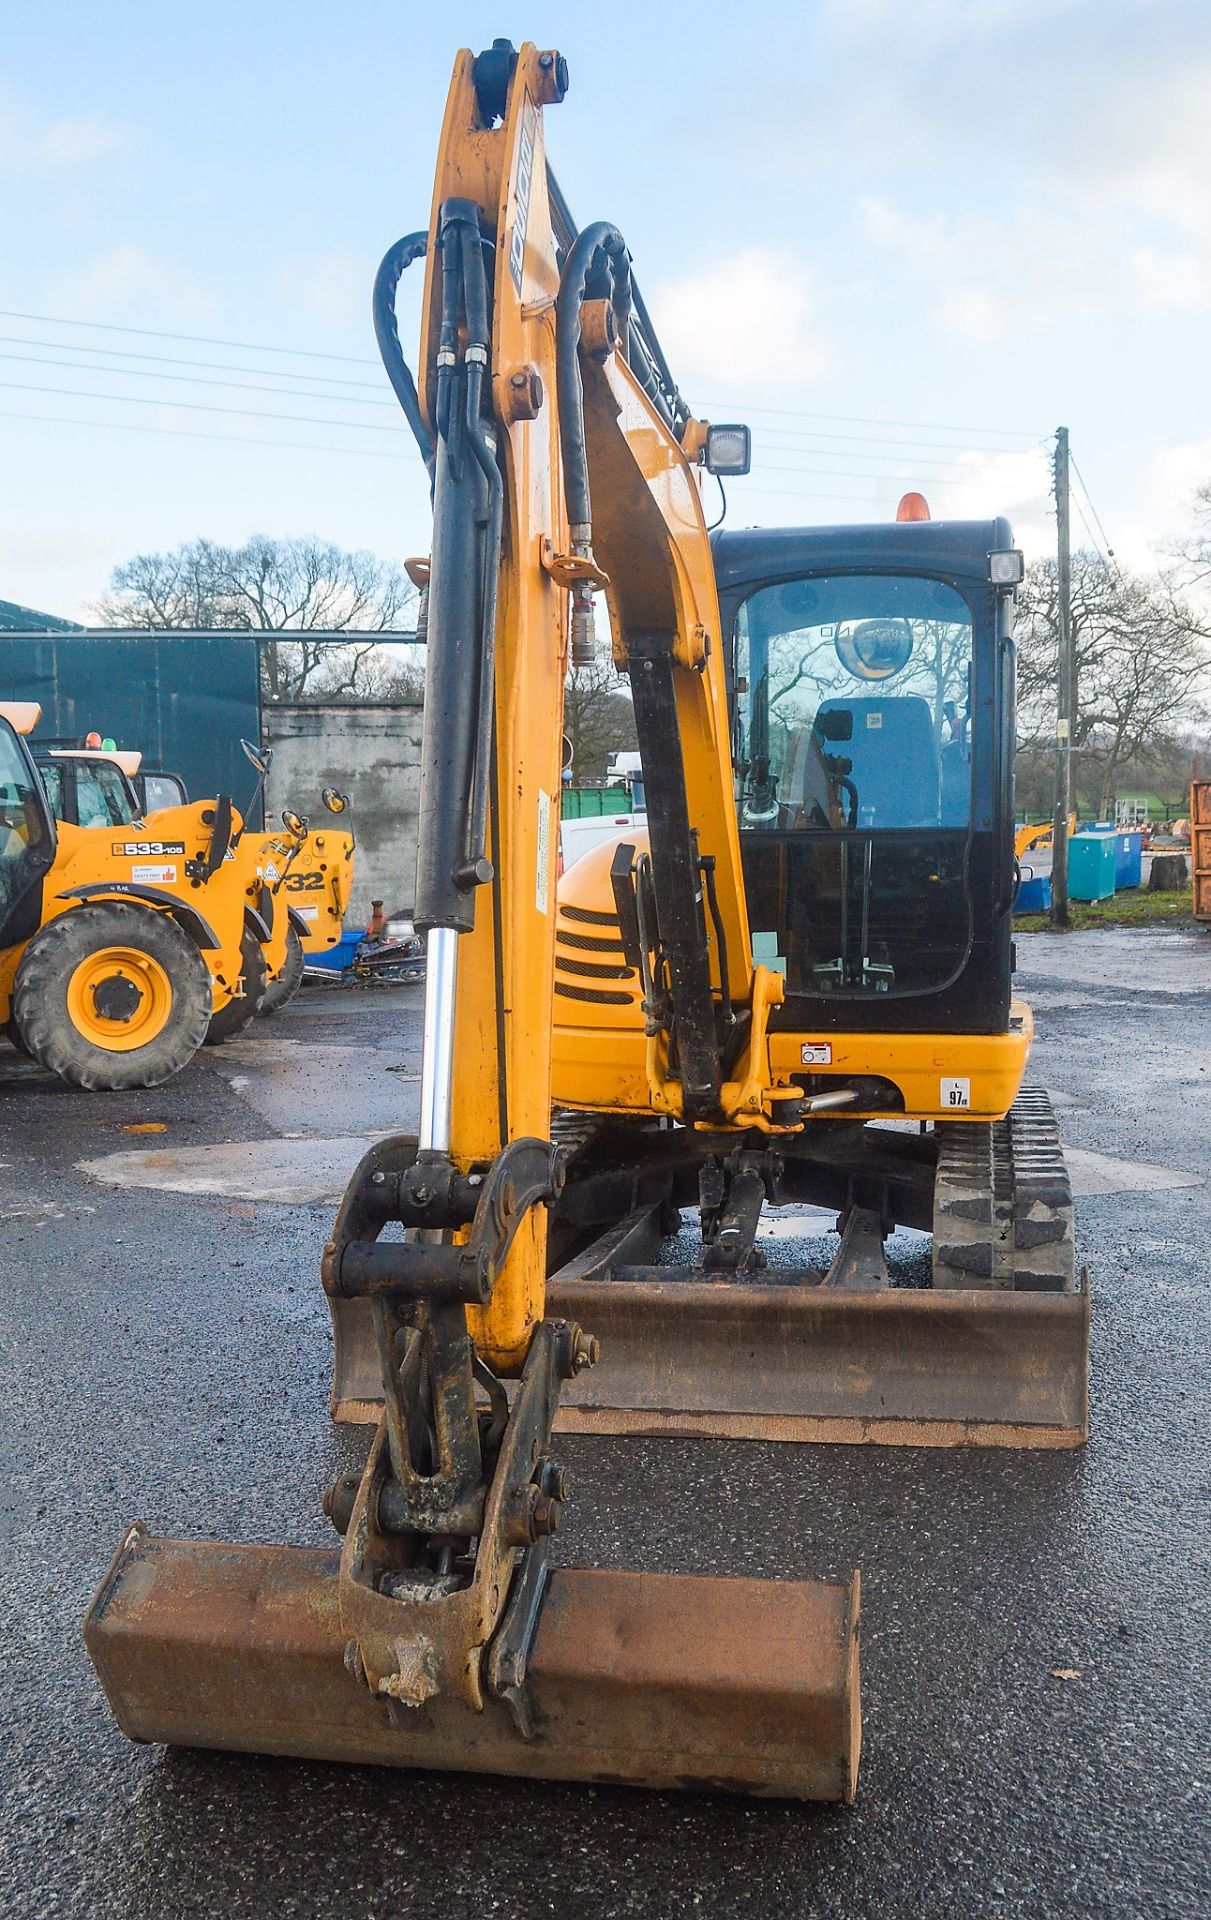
[85,1526,860,1802]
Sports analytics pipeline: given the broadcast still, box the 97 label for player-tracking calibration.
[941,1078,971,1109]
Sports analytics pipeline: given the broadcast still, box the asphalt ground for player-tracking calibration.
[1,930,1208,1920]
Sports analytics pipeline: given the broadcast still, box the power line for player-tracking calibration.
[0,308,379,366]
[751,448,1031,481]
[0,348,395,408]
[0,370,1041,490]
[702,399,1045,438]
[0,332,387,391]
[737,421,1045,457]
[0,341,1038,461]
[0,310,1047,446]
[1069,452,1118,565]
[0,375,422,441]
[0,405,926,507]
[0,405,412,462]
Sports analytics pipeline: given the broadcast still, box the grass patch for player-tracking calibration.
[1015,889,1197,932]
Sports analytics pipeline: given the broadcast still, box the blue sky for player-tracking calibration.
[2,0,1209,618]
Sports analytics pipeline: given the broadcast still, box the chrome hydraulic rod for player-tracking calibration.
[418,925,459,1152]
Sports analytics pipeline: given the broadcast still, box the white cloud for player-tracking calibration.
[1130,246,1211,314]
[287,250,377,319]
[0,95,130,170]
[1112,437,1211,572]
[51,245,209,320]
[863,194,1197,337]
[649,247,832,389]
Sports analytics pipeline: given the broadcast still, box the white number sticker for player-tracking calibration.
[940,1077,971,1109]
[536,788,552,914]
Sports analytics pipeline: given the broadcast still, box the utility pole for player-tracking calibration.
[1051,426,1073,928]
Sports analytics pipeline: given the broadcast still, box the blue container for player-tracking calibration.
[1015,870,1051,914]
[1068,831,1117,902]
[1114,830,1144,889]
[304,929,364,972]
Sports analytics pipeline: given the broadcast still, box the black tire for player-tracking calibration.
[3,1013,31,1057]
[14,901,212,1091]
[203,929,269,1045]
[259,924,305,1016]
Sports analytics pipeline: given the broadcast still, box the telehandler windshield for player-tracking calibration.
[0,721,55,930]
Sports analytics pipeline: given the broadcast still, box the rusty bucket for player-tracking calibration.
[85,1524,861,1802]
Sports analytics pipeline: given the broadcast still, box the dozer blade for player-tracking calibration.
[546,1275,1091,1448]
[329,1278,1089,1448]
[84,1525,860,1802]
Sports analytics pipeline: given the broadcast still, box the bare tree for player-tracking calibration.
[563,659,637,781]
[93,535,418,703]
[1166,480,1211,596]
[1015,552,1209,817]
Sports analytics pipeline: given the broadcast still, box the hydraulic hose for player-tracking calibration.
[554,221,632,542]
[458,212,505,888]
[371,232,435,476]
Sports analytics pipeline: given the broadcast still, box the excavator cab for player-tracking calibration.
[721,520,1014,1015]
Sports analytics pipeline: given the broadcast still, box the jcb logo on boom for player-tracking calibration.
[284,872,325,892]
[113,840,187,857]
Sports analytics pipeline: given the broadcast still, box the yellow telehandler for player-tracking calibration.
[85,39,1087,1802]
[2,703,260,1085]
[30,732,353,1028]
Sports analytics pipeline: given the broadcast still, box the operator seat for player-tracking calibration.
[816,696,941,829]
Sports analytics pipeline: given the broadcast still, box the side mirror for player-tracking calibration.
[282,808,306,835]
[322,787,350,816]
[241,738,272,776]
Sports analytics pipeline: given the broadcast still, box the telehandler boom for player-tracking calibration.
[85,37,1086,1802]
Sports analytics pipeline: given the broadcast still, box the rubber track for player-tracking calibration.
[932,1085,1076,1292]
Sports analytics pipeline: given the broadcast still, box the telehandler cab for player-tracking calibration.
[85,39,1087,1802]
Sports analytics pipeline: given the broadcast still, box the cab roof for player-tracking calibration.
[711,517,1015,593]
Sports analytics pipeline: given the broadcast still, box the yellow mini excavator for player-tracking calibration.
[85,40,1088,1802]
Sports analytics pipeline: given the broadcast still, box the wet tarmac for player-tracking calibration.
[1,933,1208,1919]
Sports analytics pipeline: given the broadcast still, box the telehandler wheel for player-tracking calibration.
[259,925,305,1016]
[14,900,212,1091]
[203,930,268,1046]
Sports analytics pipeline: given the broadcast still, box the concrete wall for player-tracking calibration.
[263,702,424,927]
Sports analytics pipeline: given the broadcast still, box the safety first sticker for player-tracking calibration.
[940,1077,971,1109]
[801,1042,833,1065]
[131,863,177,885]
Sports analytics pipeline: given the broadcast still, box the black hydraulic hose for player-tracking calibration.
[546,165,688,439]
[454,207,504,883]
[371,233,434,475]
[463,358,504,878]
[555,221,632,538]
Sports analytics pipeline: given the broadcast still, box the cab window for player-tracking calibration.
[38,761,65,820]
[732,573,977,999]
[0,727,52,921]
[734,574,974,833]
[76,763,136,828]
